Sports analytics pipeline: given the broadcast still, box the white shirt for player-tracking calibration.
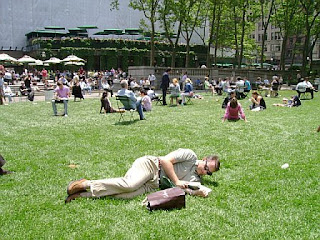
[4,86,12,94]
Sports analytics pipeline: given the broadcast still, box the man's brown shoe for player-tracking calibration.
[67,178,87,195]
[65,190,86,204]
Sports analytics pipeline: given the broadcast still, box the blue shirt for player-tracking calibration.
[245,80,251,90]
[184,83,193,93]
[117,88,137,109]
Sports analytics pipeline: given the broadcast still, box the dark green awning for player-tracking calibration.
[124,28,141,35]
[44,26,65,30]
[102,29,124,35]
[77,25,98,29]
[68,28,87,32]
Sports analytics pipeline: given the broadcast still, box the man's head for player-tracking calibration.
[140,89,146,96]
[230,91,236,98]
[197,155,220,176]
[120,80,128,89]
[252,91,258,97]
[57,81,63,89]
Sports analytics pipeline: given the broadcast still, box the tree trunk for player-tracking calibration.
[239,5,246,69]
[280,33,288,71]
[233,6,239,68]
[150,19,155,67]
[185,38,190,68]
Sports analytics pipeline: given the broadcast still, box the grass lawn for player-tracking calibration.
[0,90,319,239]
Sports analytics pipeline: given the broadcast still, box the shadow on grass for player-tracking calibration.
[114,119,140,126]
[202,178,219,187]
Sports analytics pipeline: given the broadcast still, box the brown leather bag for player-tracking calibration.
[146,187,185,211]
[0,155,6,168]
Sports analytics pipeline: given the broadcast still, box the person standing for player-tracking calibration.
[0,72,4,105]
[148,73,156,87]
[160,68,171,105]
[41,68,48,82]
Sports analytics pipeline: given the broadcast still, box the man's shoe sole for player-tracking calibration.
[65,190,87,204]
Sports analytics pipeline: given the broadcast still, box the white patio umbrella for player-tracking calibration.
[44,57,61,64]
[0,53,18,62]
[64,61,85,66]
[18,55,37,63]
[62,55,85,62]
[29,60,44,66]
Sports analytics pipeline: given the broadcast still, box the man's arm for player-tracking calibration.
[159,155,187,188]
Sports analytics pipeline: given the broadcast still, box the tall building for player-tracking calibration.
[0,0,142,49]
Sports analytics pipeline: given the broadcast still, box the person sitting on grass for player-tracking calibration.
[19,82,28,96]
[272,96,301,107]
[52,81,70,117]
[140,89,152,111]
[65,148,220,203]
[250,91,266,111]
[169,78,181,106]
[100,91,118,114]
[27,82,42,102]
[117,80,145,120]
[222,98,247,122]
[222,91,236,109]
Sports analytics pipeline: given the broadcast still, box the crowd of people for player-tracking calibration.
[0,64,318,123]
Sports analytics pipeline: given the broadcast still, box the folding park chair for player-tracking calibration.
[185,92,194,105]
[296,85,310,100]
[155,94,163,106]
[115,95,136,122]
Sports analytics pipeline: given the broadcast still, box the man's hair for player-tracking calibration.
[140,89,147,95]
[57,81,62,86]
[206,155,220,172]
[252,91,258,95]
[166,68,171,73]
[230,98,238,108]
[120,80,128,88]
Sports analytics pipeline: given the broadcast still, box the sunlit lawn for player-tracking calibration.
[0,90,319,239]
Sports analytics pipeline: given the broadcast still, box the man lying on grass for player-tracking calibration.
[65,148,220,203]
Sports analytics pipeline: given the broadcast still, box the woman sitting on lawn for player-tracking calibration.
[140,89,152,111]
[169,78,181,106]
[250,91,266,111]
[222,97,247,122]
[100,91,117,114]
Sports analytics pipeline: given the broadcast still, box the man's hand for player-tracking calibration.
[193,189,209,197]
[174,180,188,189]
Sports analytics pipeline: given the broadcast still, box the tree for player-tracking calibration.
[272,0,300,71]
[299,0,320,75]
[158,0,184,67]
[111,0,161,67]
[259,0,275,69]
[180,0,203,68]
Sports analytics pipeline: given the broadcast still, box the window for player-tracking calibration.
[275,45,281,52]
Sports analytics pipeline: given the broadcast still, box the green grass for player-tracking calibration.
[0,91,319,239]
